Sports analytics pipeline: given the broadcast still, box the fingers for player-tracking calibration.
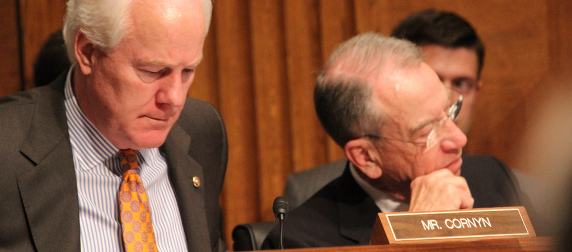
[409,169,474,212]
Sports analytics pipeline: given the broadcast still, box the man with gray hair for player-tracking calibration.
[0,0,227,251]
[262,33,530,249]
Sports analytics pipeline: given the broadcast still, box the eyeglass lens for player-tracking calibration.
[425,94,463,149]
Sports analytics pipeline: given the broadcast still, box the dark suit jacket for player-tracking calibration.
[284,159,346,209]
[0,73,228,251]
[263,155,535,249]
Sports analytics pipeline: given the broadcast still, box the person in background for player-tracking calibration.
[391,9,483,135]
[263,33,533,249]
[33,29,71,87]
[0,0,228,251]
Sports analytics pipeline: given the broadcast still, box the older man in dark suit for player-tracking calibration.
[263,33,535,249]
[0,0,227,251]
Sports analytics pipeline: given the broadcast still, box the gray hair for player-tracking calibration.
[63,0,213,64]
[314,32,423,147]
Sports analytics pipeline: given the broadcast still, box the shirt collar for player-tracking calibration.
[64,66,120,170]
[349,162,410,213]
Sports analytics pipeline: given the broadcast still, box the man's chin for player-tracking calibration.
[123,131,170,150]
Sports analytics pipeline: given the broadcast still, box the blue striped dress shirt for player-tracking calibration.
[63,69,188,251]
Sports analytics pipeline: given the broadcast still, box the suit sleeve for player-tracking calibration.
[462,155,545,235]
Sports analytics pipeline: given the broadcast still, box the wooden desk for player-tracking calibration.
[260,237,556,251]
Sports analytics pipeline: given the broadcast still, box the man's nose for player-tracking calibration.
[442,80,453,90]
[440,119,467,151]
[156,74,186,108]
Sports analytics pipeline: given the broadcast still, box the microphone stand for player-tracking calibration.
[278,213,285,249]
[273,196,289,250]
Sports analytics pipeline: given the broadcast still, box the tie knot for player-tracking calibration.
[118,149,138,172]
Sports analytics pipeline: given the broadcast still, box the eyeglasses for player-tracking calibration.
[362,92,463,149]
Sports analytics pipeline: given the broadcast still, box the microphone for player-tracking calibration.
[273,196,289,221]
[272,196,289,249]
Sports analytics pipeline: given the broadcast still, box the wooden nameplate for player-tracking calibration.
[370,206,535,245]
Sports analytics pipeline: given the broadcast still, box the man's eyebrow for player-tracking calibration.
[136,60,163,66]
[192,56,203,66]
[408,89,451,136]
[409,117,439,137]
[137,56,203,68]
[453,76,477,85]
[456,76,476,81]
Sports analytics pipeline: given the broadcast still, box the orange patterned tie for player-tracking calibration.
[118,149,158,252]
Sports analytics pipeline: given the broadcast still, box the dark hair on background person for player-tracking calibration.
[391,9,485,78]
[33,30,71,87]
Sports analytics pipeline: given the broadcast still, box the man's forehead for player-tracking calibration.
[374,63,447,131]
[420,45,479,79]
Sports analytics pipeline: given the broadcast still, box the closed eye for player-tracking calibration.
[181,68,196,83]
[411,126,433,143]
[137,68,168,82]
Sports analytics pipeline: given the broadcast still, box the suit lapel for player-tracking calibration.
[336,163,382,245]
[17,76,81,251]
[161,124,211,251]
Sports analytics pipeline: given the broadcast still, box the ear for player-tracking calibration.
[74,31,96,75]
[475,79,483,92]
[344,138,382,179]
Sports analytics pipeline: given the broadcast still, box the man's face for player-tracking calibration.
[371,62,467,193]
[420,45,481,135]
[76,0,206,149]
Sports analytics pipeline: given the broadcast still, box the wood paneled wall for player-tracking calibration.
[2,0,571,247]
[0,0,23,95]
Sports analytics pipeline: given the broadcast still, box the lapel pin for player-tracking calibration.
[192,176,201,188]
